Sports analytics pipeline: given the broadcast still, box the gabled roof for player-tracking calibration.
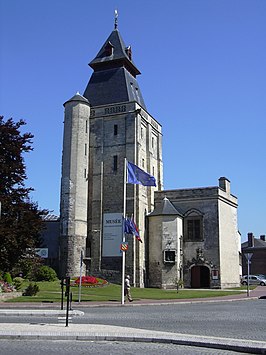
[89,29,140,77]
[149,197,183,217]
[242,238,266,249]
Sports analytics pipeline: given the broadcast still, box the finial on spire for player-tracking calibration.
[114,9,118,29]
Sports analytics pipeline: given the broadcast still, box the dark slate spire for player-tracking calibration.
[89,29,140,77]
[83,24,146,108]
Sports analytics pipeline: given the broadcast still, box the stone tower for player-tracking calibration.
[60,93,90,276]
[60,20,163,285]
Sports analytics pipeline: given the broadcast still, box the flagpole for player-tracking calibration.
[78,250,83,304]
[121,158,127,305]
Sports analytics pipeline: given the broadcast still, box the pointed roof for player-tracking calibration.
[89,29,140,77]
[84,28,146,108]
[64,92,90,107]
[149,197,183,217]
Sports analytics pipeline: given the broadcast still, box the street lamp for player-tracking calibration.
[244,253,253,297]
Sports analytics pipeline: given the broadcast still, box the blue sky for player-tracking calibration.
[1,1,265,242]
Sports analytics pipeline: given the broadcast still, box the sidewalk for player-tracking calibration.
[0,322,265,354]
[0,287,265,354]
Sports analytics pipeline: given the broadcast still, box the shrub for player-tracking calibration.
[3,272,12,284]
[34,266,58,282]
[13,277,24,290]
[12,256,42,281]
[23,283,39,296]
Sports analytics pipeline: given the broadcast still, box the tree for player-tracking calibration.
[0,116,47,273]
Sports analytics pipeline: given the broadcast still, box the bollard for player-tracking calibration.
[65,277,70,327]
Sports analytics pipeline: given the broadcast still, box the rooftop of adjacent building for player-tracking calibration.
[153,177,237,209]
[242,233,266,249]
[42,214,60,222]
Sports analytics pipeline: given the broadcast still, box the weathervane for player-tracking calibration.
[114,9,118,29]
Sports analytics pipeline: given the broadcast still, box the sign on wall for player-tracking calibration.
[211,270,219,280]
[35,248,49,258]
[102,213,123,257]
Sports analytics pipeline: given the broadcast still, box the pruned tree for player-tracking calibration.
[0,116,47,273]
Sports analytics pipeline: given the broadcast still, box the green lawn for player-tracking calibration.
[5,280,250,303]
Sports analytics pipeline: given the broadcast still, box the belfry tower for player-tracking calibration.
[60,15,163,286]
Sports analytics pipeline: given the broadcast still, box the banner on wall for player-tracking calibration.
[102,213,123,257]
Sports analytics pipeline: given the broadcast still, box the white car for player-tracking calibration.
[241,275,266,286]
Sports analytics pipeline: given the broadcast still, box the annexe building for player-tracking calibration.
[148,177,241,289]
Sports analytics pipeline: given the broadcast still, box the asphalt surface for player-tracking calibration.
[0,287,265,354]
[0,339,250,355]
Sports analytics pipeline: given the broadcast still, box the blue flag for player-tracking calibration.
[129,217,142,243]
[123,217,132,234]
[127,161,156,187]
[123,216,142,243]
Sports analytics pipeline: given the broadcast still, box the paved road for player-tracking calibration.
[0,339,248,355]
[0,299,265,342]
[0,288,265,353]
[76,299,266,341]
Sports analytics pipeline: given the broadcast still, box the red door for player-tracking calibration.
[191,265,210,288]
[191,266,201,288]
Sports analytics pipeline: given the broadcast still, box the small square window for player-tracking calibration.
[164,250,176,264]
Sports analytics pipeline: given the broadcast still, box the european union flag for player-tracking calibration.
[127,161,156,187]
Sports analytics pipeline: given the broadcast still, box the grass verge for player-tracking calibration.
[4,280,251,303]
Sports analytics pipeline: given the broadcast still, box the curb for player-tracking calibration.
[0,324,265,354]
[0,310,84,316]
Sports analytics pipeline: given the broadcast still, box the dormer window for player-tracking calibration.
[125,46,132,60]
[104,41,114,56]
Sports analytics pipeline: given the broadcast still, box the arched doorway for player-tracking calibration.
[191,265,210,288]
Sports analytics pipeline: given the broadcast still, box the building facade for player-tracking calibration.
[58,20,241,288]
[59,22,163,287]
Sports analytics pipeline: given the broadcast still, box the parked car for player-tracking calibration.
[241,275,266,286]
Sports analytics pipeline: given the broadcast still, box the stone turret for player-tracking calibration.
[59,92,90,277]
